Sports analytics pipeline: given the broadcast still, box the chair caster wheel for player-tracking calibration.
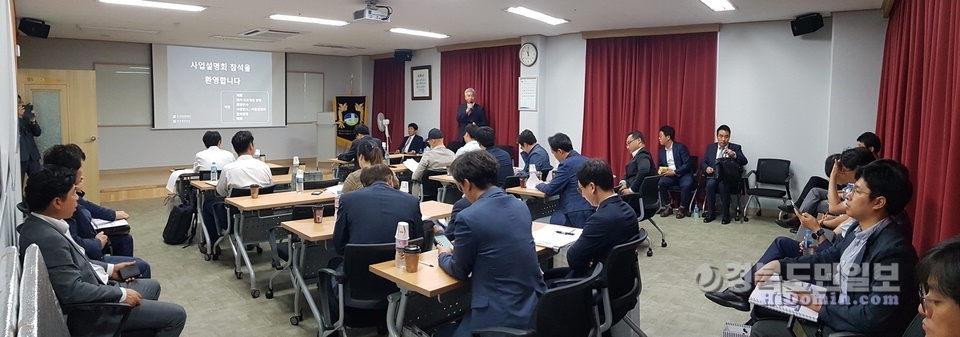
[203,254,211,261]
[661,241,667,247]
[235,271,243,279]
[212,254,220,261]
[256,246,263,254]
[744,217,750,222]
[251,289,260,298]
[265,289,274,299]
[646,249,653,257]
[756,210,762,216]
[290,316,300,326]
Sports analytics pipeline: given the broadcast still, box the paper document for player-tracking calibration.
[402,159,419,173]
[532,226,581,249]
[205,180,218,186]
[325,184,344,195]
[748,275,825,322]
[91,219,130,230]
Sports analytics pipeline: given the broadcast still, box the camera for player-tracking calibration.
[22,104,35,118]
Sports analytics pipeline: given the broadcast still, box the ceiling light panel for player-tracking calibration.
[98,0,205,12]
[269,14,349,27]
[505,6,568,25]
[389,28,449,39]
[699,0,736,11]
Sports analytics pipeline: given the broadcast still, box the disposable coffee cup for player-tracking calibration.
[250,184,260,199]
[313,206,324,223]
[404,245,421,272]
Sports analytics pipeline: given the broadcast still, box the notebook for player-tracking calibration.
[91,219,131,236]
[748,276,825,322]
[532,227,581,249]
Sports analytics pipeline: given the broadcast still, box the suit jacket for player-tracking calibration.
[566,196,639,277]
[68,194,118,260]
[333,182,423,256]
[442,197,473,242]
[456,103,488,141]
[623,147,655,193]
[337,135,383,167]
[777,217,918,337]
[536,151,594,227]
[658,142,694,177]
[700,142,748,176]
[439,188,546,337]
[18,117,42,161]
[17,215,124,305]
[519,144,553,175]
[486,147,514,187]
[396,134,426,153]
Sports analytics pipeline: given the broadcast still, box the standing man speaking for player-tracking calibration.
[456,88,487,142]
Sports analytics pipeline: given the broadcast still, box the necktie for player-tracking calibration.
[404,136,413,152]
[718,147,725,159]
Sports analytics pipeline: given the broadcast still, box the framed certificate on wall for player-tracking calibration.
[411,65,432,100]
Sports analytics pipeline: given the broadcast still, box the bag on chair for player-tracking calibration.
[162,203,196,245]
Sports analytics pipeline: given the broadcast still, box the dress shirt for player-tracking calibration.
[33,213,126,302]
[194,145,236,171]
[456,140,481,157]
[837,217,891,298]
[716,146,727,159]
[665,146,676,170]
[402,136,414,153]
[216,155,273,197]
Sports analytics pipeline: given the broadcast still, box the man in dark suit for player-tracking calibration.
[337,124,383,168]
[333,164,423,256]
[517,129,553,176]
[456,88,488,142]
[437,151,545,337]
[545,159,639,284]
[656,125,696,218]
[395,123,426,154]
[619,130,656,196]
[474,126,514,187]
[18,95,42,182]
[536,133,594,228]
[701,125,748,224]
[18,166,186,336]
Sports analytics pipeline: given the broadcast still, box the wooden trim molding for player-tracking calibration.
[436,38,520,52]
[881,0,895,18]
[582,23,720,40]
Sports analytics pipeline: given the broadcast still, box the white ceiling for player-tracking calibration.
[14,0,883,56]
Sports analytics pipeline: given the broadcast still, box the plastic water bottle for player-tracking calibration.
[334,191,341,217]
[803,230,816,255]
[693,205,700,219]
[395,222,409,269]
[295,169,304,193]
[210,162,218,181]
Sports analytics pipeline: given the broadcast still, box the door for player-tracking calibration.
[17,69,100,203]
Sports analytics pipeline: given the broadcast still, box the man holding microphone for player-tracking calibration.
[456,88,488,142]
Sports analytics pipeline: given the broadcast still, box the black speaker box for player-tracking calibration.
[18,18,50,39]
[791,13,823,36]
[394,49,413,62]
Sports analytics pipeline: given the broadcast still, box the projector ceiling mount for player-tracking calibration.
[354,0,393,23]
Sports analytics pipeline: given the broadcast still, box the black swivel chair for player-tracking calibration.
[744,158,792,220]
[303,179,340,190]
[317,239,423,336]
[471,263,603,337]
[625,175,667,257]
[596,234,648,337]
[417,169,448,201]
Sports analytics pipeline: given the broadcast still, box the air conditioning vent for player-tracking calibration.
[211,35,277,43]
[313,44,366,50]
[240,28,300,40]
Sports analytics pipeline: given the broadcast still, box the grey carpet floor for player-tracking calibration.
[103,197,793,337]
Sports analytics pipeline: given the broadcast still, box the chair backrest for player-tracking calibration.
[540,169,552,180]
[598,234,645,330]
[689,155,700,175]
[16,202,29,218]
[228,184,277,197]
[342,238,423,309]
[419,169,448,201]
[503,175,522,189]
[197,170,211,181]
[639,175,662,216]
[755,158,791,185]
[531,262,602,337]
[447,141,464,154]
[17,244,71,337]
[1,247,19,337]
[270,166,290,176]
[291,204,334,221]
[495,145,516,162]
[303,179,340,190]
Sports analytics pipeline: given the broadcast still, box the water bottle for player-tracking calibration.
[803,230,816,256]
[210,162,218,181]
[693,205,700,219]
[292,156,300,183]
[295,169,304,193]
[334,191,341,217]
[395,222,409,269]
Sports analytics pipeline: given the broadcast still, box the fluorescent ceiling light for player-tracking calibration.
[77,25,160,34]
[97,0,205,12]
[269,14,348,26]
[699,0,736,11]
[389,28,448,39]
[505,6,568,25]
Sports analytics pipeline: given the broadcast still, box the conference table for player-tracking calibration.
[223,189,337,298]
[371,221,570,337]
[428,175,458,202]
[505,186,547,200]
[278,201,455,333]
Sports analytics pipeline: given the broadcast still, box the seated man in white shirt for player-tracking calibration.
[194,131,236,172]
[200,131,273,256]
[455,124,482,157]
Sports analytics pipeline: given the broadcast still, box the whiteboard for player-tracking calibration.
[95,64,153,126]
[286,72,324,123]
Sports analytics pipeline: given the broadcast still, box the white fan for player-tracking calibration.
[377,112,390,152]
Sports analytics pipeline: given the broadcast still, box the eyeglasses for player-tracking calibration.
[919,285,946,313]
[625,138,638,146]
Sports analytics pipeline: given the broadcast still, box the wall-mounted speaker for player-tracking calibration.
[791,13,823,36]
[394,49,413,62]
[18,18,50,39]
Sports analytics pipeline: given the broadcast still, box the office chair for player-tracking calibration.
[471,263,603,337]
[664,156,700,212]
[744,158,792,220]
[624,175,666,257]
[416,169,448,201]
[303,179,339,190]
[701,164,749,222]
[317,239,423,336]
[596,235,648,337]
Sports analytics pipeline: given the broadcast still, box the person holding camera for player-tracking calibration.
[18,95,43,182]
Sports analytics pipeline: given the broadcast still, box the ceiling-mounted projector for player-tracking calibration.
[354,4,390,23]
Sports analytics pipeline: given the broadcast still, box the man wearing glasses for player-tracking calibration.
[916,235,960,337]
[749,159,919,337]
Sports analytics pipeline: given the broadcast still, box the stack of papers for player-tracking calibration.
[748,276,825,322]
[402,158,419,172]
[532,227,581,249]
[91,219,129,230]
[324,184,344,195]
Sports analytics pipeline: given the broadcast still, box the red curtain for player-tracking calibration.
[440,45,520,147]
[581,33,717,178]
[876,0,960,254]
[373,58,406,150]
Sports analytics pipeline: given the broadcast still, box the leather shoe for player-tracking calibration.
[676,207,688,219]
[703,213,716,223]
[721,215,732,225]
[777,203,796,213]
[659,207,673,217]
[790,228,798,234]
[704,287,751,311]
[776,217,800,229]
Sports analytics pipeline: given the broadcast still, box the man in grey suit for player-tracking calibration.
[437,151,546,337]
[18,165,186,336]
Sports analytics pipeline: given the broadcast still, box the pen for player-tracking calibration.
[555,230,575,236]
[419,261,433,267]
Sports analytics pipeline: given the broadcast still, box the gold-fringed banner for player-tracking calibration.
[333,96,367,147]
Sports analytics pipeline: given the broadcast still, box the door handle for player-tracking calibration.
[88,136,98,142]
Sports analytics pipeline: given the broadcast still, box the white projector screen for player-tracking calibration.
[152,44,286,129]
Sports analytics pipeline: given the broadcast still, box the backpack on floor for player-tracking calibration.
[163,203,196,246]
